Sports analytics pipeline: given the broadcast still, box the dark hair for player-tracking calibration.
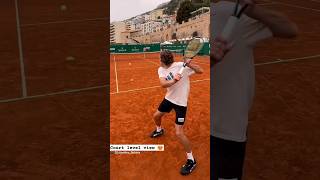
[160,50,174,66]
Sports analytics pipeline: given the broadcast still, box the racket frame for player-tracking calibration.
[178,37,204,74]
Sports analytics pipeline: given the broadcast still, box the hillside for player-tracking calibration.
[161,0,210,15]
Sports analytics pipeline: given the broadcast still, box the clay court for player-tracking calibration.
[245,0,320,179]
[110,0,320,180]
[110,53,210,179]
[0,1,107,179]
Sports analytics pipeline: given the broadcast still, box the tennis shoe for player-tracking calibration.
[180,159,197,175]
[150,129,164,138]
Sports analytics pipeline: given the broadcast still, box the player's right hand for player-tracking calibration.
[174,74,182,81]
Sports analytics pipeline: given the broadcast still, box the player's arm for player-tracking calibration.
[243,2,298,38]
[186,60,204,74]
[159,75,181,88]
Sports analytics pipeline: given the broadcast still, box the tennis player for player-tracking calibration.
[150,50,203,175]
[210,0,298,179]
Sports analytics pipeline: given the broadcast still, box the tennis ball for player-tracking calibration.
[130,79,134,82]
[66,56,75,61]
[129,63,132,66]
[60,4,68,11]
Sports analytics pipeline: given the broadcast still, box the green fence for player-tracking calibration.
[161,42,210,55]
[110,42,210,55]
[110,44,160,54]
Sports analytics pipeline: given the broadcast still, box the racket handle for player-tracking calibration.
[220,16,239,41]
[178,63,187,74]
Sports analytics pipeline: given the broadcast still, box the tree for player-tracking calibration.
[163,0,180,15]
[191,0,210,7]
[176,1,196,24]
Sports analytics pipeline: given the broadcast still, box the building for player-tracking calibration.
[141,21,162,35]
[175,10,210,40]
[125,21,133,31]
[132,15,145,30]
[143,14,151,21]
[133,8,210,44]
[130,30,143,38]
[111,5,210,44]
[190,7,210,18]
[150,9,164,21]
[110,21,126,44]
[162,14,176,25]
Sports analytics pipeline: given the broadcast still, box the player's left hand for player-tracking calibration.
[184,58,192,66]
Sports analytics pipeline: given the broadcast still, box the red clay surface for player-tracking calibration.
[0,1,108,179]
[244,1,320,179]
[0,89,107,179]
[110,54,210,179]
[22,20,107,95]
[19,0,107,24]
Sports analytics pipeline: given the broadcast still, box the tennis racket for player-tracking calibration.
[178,37,204,74]
[220,1,249,41]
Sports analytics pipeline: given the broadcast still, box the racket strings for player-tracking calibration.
[184,40,203,58]
[186,41,201,51]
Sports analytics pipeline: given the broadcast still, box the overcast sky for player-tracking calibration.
[110,0,170,22]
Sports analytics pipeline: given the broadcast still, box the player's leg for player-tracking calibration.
[173,105,197,175]
[175,124,192,154]
[150,99,172,138]
[153,110,166,128]
[211,136,246,180]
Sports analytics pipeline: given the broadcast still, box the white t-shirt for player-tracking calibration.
[158,62,195,107]
[211,1,273,142]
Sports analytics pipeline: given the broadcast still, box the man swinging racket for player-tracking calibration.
[150,49,203,176]
[210,0,298,179]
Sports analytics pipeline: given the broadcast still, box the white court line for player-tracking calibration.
[113,56,119,93]
[274,2,320,12]
[258,2,275,6]
[21,17,108,27]
[14,0,27,98]
[110,78,209,95]
[111,54,320,95]
[146,60,159,66]
[0,85,108,103]
[255,54,320,66]
[118,66,155,71]
[1,54,318,102]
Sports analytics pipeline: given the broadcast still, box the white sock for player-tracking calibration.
[156,126,162,132]
[187,152,194,161]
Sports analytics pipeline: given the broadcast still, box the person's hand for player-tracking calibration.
[174,73,182,81]
[184,58,192,66]
[211,36,233,65]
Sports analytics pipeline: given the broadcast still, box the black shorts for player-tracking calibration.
[211,136,247,180]
[158,98,187,125]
